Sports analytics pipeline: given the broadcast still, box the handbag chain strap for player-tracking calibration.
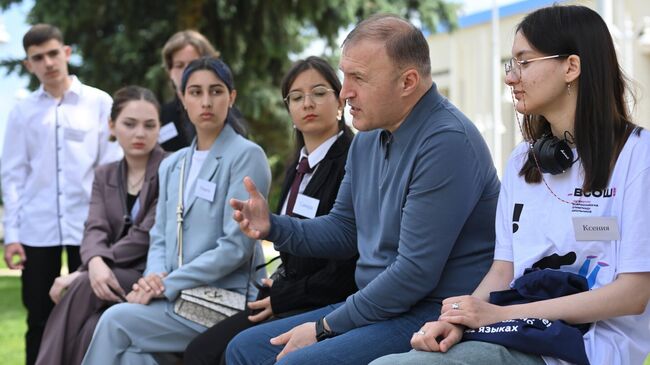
[177,157,186,268]
[175,154,257,300]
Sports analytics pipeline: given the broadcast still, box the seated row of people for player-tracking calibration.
[25,45,360,365]
[3,4,649,365]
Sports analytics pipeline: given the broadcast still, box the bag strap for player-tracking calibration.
[244,247,255,302]
[255,255,281,272]
[177,157,186,268]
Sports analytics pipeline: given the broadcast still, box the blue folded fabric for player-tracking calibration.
[462,269,591,365]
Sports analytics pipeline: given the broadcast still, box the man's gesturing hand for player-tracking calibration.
[230,177,271,239]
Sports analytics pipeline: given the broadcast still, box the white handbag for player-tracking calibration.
[173,285,246,328]
[172,157,249,327]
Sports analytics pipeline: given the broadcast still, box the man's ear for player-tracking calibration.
[401,68,420,97]
[63,45,72,62]
[23,59,33,74]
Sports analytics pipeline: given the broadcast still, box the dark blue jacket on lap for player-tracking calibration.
[463,269,591,365]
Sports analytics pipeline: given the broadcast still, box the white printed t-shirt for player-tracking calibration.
[494,129,650,365]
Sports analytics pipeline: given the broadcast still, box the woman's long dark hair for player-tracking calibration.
[280,56,353,158]
[517,5,639,191]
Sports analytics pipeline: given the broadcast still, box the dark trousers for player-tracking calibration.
[184,309,256,365]
[21,245,81,365]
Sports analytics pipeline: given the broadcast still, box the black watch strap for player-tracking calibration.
[315,317,335,341]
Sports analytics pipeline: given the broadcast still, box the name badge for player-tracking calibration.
[292,193,320,219]
[158,123,179,143]
[195,178,216,202]
[572,216,620,241]
[64,127,86,142]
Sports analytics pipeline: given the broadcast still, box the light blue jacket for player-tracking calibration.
[145,124,271,328]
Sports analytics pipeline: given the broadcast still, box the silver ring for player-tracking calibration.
[452,302,460,310]
[416,330,426,335]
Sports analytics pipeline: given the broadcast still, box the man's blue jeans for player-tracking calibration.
[226,300,440,365]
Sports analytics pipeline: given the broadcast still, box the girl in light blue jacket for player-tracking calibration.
[82,58,271,365]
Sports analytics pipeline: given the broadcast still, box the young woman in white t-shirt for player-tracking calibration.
[371,5,650,365]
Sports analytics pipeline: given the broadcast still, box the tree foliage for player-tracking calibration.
[0,0,457,206]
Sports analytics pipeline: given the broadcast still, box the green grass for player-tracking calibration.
[0,246,7,269]
[0,246,72,365]
[0,276,26,365]
[0,246,26,365]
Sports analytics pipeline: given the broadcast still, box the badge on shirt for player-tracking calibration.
[292,193,320,219]
[572,216,620,241]
[64,127,86,142]
[159,123,179,143]
[195,178,216,202]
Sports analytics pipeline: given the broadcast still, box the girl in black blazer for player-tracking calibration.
[184,56,358,365]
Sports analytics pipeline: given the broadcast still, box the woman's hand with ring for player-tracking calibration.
[440,295,507,329]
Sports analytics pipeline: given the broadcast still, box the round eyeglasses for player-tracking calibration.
[284,86,336,108]
[504,54,569,78]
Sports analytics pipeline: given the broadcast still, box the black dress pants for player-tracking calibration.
[184,309,256,365]
[21,245,81,365]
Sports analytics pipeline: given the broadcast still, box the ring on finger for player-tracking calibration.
[452,302,460,310]
[416,330,426,335]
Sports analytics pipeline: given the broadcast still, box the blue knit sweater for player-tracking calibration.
[268,84,500,333]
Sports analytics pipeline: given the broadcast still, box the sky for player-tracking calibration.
[452,0,522,14]
[0,0,522,155]
[0,0,32,156]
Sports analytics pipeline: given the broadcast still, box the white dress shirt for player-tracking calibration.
[1,76,123,246]
[280,131,342,215]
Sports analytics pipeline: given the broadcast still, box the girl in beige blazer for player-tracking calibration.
[36,86,166,365]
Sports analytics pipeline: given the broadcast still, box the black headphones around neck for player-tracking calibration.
[532,133,575,175]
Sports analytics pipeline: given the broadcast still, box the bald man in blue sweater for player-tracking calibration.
[227,14,500,365]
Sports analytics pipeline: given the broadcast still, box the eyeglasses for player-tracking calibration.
[284,86,336,108]
[504,54,568,78]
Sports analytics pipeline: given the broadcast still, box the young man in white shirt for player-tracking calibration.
[1,23,122,365]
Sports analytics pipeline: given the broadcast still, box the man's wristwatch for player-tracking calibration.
[315,317,336,341]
